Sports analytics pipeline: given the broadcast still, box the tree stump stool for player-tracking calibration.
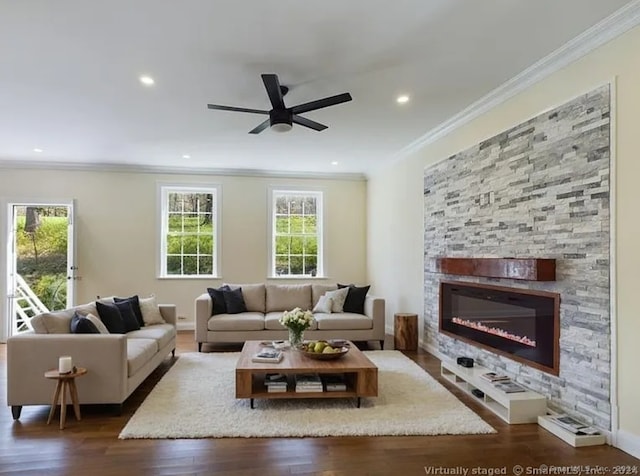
[394,313,418,351]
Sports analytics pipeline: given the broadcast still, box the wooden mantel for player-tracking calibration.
[435,258,556,281]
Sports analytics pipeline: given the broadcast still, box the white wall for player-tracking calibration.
[367,25,640,454]
[0,168,367,332]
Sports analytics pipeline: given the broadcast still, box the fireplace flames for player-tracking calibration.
[452,317,536,347]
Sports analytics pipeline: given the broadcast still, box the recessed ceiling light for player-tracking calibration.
[182,154,191,159]
[139,75,155,86]
[33,148,43,153]
[331,161,339,165]
[396,95,410,104]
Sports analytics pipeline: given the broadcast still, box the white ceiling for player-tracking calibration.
[0,0,635,177]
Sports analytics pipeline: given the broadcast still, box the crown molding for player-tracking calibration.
[0,159,366,182]
[396,0,640,160]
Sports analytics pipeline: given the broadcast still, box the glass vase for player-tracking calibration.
[288,328,304,348]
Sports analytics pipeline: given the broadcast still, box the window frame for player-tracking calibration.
[268,187,325,279]
[157,183,221,279]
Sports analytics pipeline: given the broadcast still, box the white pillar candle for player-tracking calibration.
[58,356,72,374]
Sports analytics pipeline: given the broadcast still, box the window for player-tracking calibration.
[270,189,323,277]
[159,185,219,278]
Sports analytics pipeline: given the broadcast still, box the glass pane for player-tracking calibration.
[304,256,317,276]
[290,256,303,275]
[183,235,198,254]
[275,196,289,214]
[167,235,182,254]
[275,216,289,233]
[199,256,213,274]
[289,198,302,215]
[183,213,199,232]
[304,236,318,255]
[200,213,213,232]
[303,215,317,234]
[290,236,303,255]
[168,193,183,212]
[303,197,316,214]
[168,214,182,232]
[199,235,213,254]
[275,256,289,276]
[182,256,198,275]
[275,236,290,254]
[166,256,181,275]
[290,216,303,233]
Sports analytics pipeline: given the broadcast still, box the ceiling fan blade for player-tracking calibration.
[261,74,285,110]
[207,104,269,115]
[292,114,327,132]
[248,119,271,134]
[291,92,352,115]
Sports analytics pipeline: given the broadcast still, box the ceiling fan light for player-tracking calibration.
[271,122,293,133]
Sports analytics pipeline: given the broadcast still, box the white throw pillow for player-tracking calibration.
[85,313,110,334]
[312,295,333,314]
[324,287,349,313]
[139,296,166,325]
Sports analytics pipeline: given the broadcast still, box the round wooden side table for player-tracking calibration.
[394,313,418,351]
[44,367,87,429]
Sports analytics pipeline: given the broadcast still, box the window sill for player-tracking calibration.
[267,276,328,280]
[158,275,220,280]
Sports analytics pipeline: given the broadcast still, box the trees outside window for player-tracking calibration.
[271,190,323,277]
[160,185,219,277]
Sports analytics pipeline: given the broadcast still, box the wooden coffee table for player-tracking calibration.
[236,341,378,408]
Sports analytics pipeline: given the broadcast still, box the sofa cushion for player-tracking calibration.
[265,312,318,331]
[207,285,231,315]
[96,301,126,334]
[114,295,145,327]
[266,284,312,312]
[85,313,110,334]
[312,284,337,307]
[126,338,158,377]
[30,308,74,334]
[223,287,248,314]
[114,300,141,332]
[338,284,371,315]
[207,312,265,331]
[126,323,176,349]
[312,295,333,314]
[324,287,349,313]
[139,296,166,325]
[314,313,373,330]
[225,283,265,313]
[70,312,100,334]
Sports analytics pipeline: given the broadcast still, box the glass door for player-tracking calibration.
[6,201,76,335]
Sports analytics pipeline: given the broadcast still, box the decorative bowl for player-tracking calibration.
[297,341,350,360]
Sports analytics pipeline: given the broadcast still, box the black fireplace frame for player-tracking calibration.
[439,280,560,375]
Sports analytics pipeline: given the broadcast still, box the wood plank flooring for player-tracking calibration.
[1,332,638,475]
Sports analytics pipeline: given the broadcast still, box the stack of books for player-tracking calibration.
[493,381,526,393]
[264,373,288,393]
[251,349,283,363]
[480,372,510,383]
[549,414,600,435]
[294,373,323,393]
[322,374,347,392]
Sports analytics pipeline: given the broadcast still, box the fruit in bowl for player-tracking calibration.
[298,340,349,360]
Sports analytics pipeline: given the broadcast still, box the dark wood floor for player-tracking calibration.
[1,333,638,476]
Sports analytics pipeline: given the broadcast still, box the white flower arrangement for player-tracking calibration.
[279,307,314,332]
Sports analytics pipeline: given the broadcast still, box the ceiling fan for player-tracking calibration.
[207,74,352,134]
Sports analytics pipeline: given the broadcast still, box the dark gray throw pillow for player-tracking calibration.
[70,311,100,334]
[96,301,126,334]
[207,285,231,315]
[114,295,144,327]
[337,283,370,315]
[223,287,247,314]
[114,299,141,332]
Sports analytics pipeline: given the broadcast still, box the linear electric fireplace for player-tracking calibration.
[439,281,560,375]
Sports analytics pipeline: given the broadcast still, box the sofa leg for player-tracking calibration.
[198,342,203,352]
[172,349,176,357]
[379,340,384,350]
[113,403,123,416]
[11,405,22,420]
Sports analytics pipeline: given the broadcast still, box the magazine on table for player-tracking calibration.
[493,381,526,393]
[480,372,511,382]
[549,414,591,434]
[251,349,283,363]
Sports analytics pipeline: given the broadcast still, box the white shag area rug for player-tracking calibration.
[119,351,495,439]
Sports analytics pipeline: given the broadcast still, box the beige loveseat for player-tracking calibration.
[195,283,385,350]
[7,299,176,420]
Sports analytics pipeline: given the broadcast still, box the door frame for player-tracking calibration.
[1,198,76,341]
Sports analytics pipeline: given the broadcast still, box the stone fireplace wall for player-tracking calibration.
[423,85,611,429]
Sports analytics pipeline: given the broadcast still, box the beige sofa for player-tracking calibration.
[7,299,176,420]
[195,283,385,350]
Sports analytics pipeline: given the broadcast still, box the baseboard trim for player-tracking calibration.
[615,429,640,459]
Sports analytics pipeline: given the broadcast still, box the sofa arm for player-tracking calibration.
[7,332,128,406]
[364,295,386,340]
[195,293,212,343]
[159,304,177,326]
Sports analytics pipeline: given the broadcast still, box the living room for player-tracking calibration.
[1,1,640,474]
